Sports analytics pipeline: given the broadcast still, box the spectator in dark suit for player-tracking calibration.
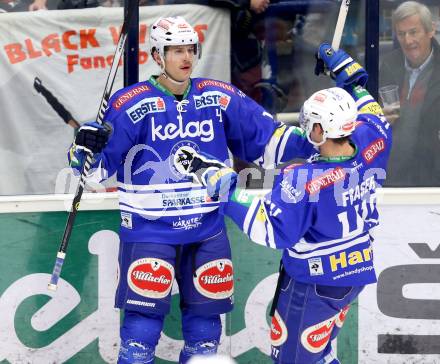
[380,1,440,186]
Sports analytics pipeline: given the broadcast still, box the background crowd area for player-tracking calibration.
[1,0,440,193]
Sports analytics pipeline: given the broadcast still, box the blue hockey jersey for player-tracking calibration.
[225,86,392,286]
[87,76,314,244]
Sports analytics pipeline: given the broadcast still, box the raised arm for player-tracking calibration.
[175,149,312,250]
[316,42,392,138]
[222,85,315,169]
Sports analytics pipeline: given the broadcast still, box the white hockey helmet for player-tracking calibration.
[149,16,201,62]
[299,87,357,146]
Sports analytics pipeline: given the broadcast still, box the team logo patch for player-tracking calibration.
[127,258,174,299]
[170,141,201,179]
[301,316,336,353]
[121,212,132,229]
[270,310,288,347]
[194,259,234,299]
[335,305,350,328]
[308,257,324,276]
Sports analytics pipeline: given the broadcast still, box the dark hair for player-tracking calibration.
[331,136,350,145]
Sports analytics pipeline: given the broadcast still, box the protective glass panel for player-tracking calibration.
[379,0,440,187]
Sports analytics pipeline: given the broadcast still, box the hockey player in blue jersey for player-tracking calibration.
[68,16,315,364]
[179,43,392,363]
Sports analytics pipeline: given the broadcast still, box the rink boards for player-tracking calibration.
[0,189,439,364]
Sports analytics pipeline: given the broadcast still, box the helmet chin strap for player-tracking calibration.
[158,55,187,86]
[159,64,186,85]
[307,131,327,147]
[161,70,187,86]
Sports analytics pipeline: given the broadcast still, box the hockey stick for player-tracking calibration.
[48,0,138,291]
[332,0,350,50]
[316,0,350,76]
[34,77,80,128]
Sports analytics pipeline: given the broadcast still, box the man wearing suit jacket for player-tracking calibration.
[380,1,440,187]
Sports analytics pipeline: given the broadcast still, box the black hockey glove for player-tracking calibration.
[74,121,112,154]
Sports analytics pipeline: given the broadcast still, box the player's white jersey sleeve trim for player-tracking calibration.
[243,198,276,248]
[243,198,260,234]
[356,93,374,107]
[293,230,369,253]
[277,126,297,165]
[85,161,108,184]
[287,233,370,259]
[254,125,297,169]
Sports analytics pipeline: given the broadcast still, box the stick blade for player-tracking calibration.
[47,283,58,291]
[332,0,350,50]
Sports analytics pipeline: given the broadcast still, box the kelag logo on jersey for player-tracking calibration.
[126,97,166,123]
[193,91,231,111]
[152,117,214,142]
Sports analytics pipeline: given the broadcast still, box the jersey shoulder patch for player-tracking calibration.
[112,83,152,110]
[194,78,236,94]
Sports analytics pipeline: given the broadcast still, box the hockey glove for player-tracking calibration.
[173,147,237,200]
[68,121,111,173]
[74,121,112,154]
[201,167,237,201]
[316,43,368,88]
